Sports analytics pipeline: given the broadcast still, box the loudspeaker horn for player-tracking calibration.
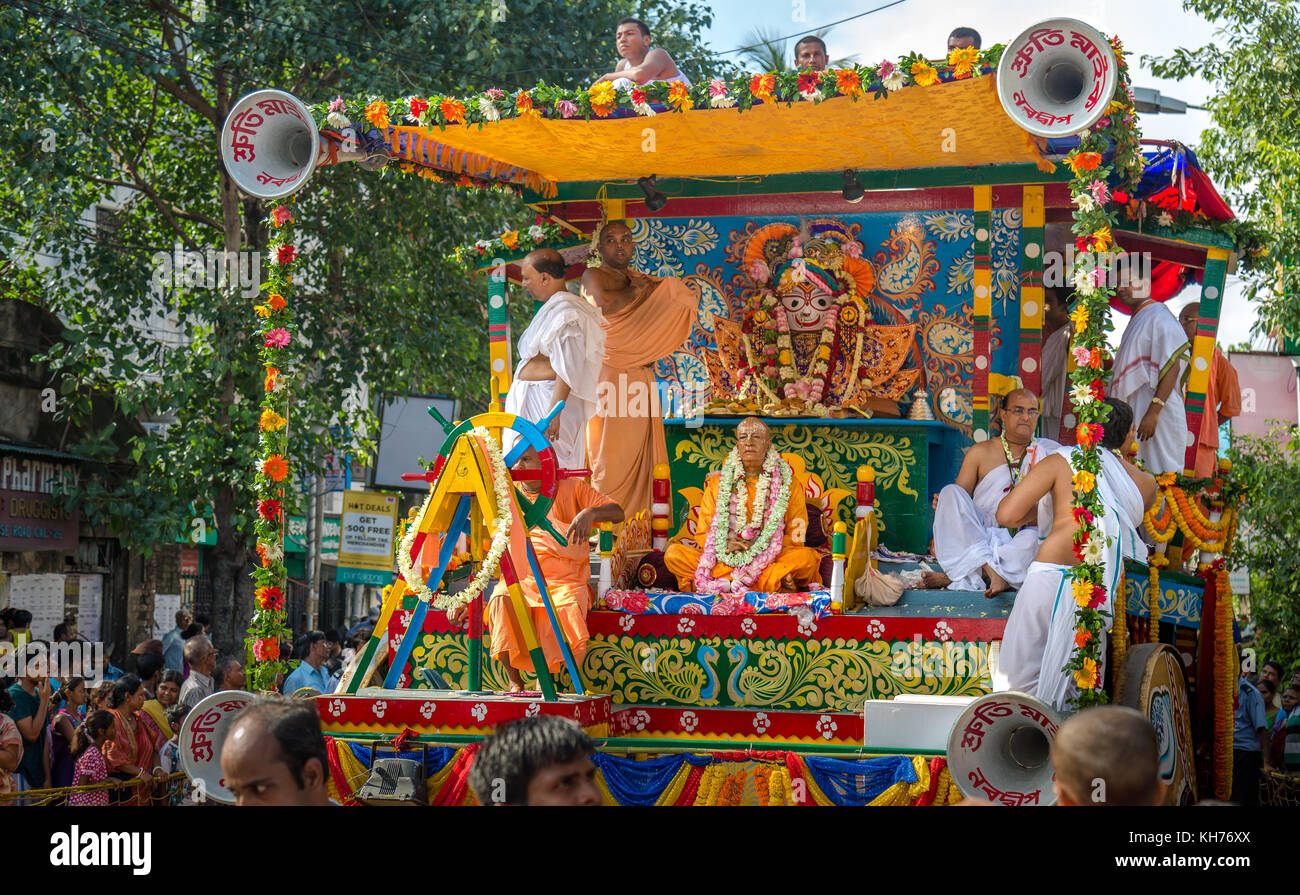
[997,18,1119,138]
[946,690,1062,806]
[220,89,324,199]
[177,689,257,804]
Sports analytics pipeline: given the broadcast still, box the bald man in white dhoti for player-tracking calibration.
[993,398,1155,712]
[922,389,1059,598]
[1111,279,1188,474]
[504,249,605,470]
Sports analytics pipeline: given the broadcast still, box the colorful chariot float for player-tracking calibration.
[204,18,1252,806]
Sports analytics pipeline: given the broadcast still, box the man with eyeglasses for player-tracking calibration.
[923,389,1059,598]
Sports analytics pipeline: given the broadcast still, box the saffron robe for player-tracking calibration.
[586,271,698,520]
[664,470,823,592]
[1112,301,1189,474]
[487,478,613,673]
[504,290,606,471]
[931,438,1059,591]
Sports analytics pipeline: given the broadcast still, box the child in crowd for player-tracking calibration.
[68,710,121,807]
[1050,705,1167,806]
[468,715,601,806]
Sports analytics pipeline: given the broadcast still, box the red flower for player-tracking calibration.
[1088,585,1107,608]
[797,71,821,94]
[257,498,282,521]
[631,88,647,105]
[1071,506,1094,526]
[1071,537,1087,561]
[1076,423,1100,447]
[1089,378,1105,400]
[256,585,285,611]
[1075,236,1090,253]
[409,97,429,118]
[275,244,298,265]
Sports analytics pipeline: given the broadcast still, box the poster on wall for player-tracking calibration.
[153,593,182,639]
[337,492,399,585]
[75,574,103,642]
[8,574,66,641]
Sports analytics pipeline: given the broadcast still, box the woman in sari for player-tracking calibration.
[102,674,162,806]
[140,670,183,742]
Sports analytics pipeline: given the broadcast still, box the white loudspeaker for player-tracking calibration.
[997,18,1119,138]
[946,690,1062,805]
[220,89,321,199]
[177,689,257,804]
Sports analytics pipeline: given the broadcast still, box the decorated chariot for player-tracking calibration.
[201,17,1254,806]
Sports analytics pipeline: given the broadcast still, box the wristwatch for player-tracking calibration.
[1151,396,1165,410]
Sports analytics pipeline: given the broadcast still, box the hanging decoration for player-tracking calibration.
[246,203,297,690]
[1059,34,1146,710]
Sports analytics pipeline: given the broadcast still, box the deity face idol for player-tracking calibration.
[777,268,836,332]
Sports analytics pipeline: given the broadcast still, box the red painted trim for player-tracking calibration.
[611,705,864,742]
[316,692,612,729]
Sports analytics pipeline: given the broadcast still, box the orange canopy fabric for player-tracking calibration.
[386,77,1049,197]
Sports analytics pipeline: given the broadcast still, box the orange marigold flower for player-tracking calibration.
[264,366,280,392]
[267,293,287,311]
[1073,657,1099,689]
[1067,151,1104,176]
[259,409,287,431]
[749,73,776,101]
[1074,628,1091,649]
[501,230,519,250]
[440,99,466,124]
[261,454,289,482]
[668,81,693,111]
[364,100,390,131]
[515,90,538,117]
[947,45,979,78]
[835,69,863,97]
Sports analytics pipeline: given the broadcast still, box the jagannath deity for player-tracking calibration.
[705,221,921,417]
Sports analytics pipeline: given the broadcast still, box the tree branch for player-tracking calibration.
[152,0,217,125]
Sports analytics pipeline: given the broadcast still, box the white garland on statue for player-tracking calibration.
[713,448,790,568]
[396,426,514,611]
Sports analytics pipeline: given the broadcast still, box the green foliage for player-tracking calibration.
[1147,1,1300,340]
[0,0,716,650]
[1225,427,1300,673]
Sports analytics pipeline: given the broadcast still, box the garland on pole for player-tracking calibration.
[1060,35,1146,710]
[246,203,297,690]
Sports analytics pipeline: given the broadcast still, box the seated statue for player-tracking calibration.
[705,221,920,418]
[664,417,823,593]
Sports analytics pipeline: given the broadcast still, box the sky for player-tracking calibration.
[696,0,1267,350]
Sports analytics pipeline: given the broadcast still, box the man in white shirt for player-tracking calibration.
[505,248,605,470]
[593,18,692,89]
[1111,275,1189,474]
[178,635,216,709]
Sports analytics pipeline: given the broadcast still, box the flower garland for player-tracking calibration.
[1147,553,1166,642]
[1142,474,1237,554]
[694,449,792,593]
[1059,34,1147,710]
[452,215,573,270]
[247,203,298,690]
[396,428,513,611]
[309,52,1001,141]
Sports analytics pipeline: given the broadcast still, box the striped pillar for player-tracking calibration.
[1019,185,1046,402]
[597,522,614,598]
[651,462,671,551]
[488,262,511,411]
[829,521,847,610]
[971,185,994,441]
[1182,247,1231,474]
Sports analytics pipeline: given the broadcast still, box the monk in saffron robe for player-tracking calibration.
[664,417,822,593]
[583,221,698,521]
[477,448,623,692]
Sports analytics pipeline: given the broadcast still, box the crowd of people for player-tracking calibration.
[1232,660,1300,805]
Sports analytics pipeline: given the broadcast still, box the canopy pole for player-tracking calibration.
[970,185,994,442]
[1181,247,1231,474]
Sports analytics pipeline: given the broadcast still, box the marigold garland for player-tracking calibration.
[1059,33,1145,710]
[246,202,297,690]
[1147,553,1166,642]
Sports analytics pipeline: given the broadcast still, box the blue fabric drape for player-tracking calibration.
[592,753,688,806]
[803,755,918,807]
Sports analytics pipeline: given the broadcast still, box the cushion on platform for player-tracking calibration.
[805,502,828,548]
[634,550,677,589]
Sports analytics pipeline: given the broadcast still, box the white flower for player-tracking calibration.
[710,93,736,109]
[372,699,388,719]
[328,698,345,717]
[1083,534,1107,563]
[478,97,500,121]
[1073,265,1097,296]
[740,618,757,636]
[816,715,838,740]
[799,88,824,102]
[679,710,699,732]
[1072,191,1096,213]
[527,224,545,241]
[419,700,436,720]
[618,614,636,632]
[677,617,696,634]
[866,619,885,639]
[1070,382,1096,406]
[1157,210,1174,228]
[633,101,656,116]
[753,712,771,733]
[934,620,954,642]
[882,70,905,91]
[525,702,541,718]
[630,710,651,732]
[326,111,351,129]
[259,540,283,562]
[397,611,412,629]
[474,239,492,252]
[471,702,488,722]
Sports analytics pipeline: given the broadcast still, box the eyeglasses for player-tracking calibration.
[1004,407,1040,418]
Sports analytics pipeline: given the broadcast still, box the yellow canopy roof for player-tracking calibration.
[386,77,1050,198]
